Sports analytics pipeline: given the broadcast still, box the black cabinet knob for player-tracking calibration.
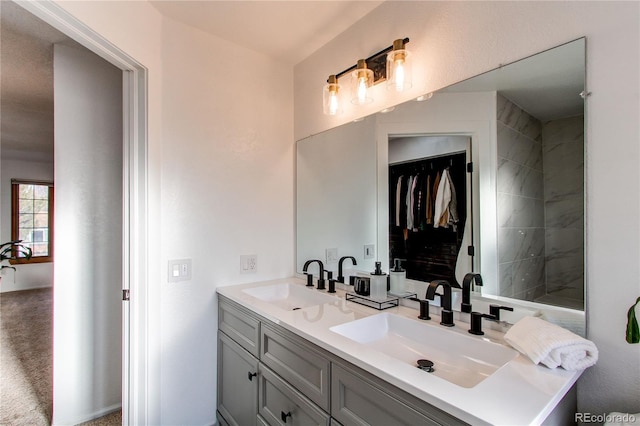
[281,411,292,423]
[247,371,257,381]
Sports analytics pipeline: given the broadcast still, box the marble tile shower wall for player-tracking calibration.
[496,95,546,301]
[542,116,585,301]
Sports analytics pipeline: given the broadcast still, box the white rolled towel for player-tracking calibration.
[504,316,598,370]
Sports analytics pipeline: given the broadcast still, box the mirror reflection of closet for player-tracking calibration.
[388,135,473,287]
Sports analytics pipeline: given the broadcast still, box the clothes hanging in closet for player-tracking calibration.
[393,167,458,233]
[388,152,468,286]
[433,168,459,230]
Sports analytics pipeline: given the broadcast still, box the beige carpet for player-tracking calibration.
[1,288,53,425]
[0,288,120,426]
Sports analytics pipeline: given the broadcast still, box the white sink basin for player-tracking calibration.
[330,312,518,388]
[242,283,339,311]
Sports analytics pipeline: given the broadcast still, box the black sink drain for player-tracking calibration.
[416,359,435,373]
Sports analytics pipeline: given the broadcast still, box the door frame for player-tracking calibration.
[16,1,150,424]
[377,119,494,291]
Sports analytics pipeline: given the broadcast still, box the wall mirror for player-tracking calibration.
[297,38,585,314]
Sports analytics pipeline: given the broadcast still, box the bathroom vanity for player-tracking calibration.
[217,278,581,426]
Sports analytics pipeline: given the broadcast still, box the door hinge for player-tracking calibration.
[122,289,130,301]
[467,162,473,173]
[468,246,475,256]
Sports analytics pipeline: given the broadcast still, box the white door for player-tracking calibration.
[53,43,124,425]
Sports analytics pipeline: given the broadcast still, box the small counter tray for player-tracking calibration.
[345,292,399,310]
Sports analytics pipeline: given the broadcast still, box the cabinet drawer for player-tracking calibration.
[259,364,330,426]
[261,323,330,411]
[331,363,465,426]
[219,296,260,357]
[218,331,259,426]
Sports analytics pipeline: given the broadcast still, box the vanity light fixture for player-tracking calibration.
[387,38,412,91]
[323,75,342,116]
[322,37,410,115]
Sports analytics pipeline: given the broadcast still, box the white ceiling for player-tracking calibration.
[0,0,71,158]
[149,1,383,65]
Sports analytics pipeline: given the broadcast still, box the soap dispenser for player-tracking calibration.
[389,258,406,295]
[370,262,388,301]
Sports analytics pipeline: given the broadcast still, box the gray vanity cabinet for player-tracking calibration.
[219,296,261,357]
[331,363,466,426]
[258,364,330,425]
[218,295,466,426]
[217,331,259,426]
[261,323,331,411]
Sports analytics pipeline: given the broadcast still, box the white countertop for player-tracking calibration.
[217,277,582,426]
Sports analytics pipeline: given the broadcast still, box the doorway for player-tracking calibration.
[387,135,473,287]
[1,1,149,424]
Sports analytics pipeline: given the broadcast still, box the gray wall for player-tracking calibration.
[543,116,585,302]
[496,94,585,306]
[496,94,546,301]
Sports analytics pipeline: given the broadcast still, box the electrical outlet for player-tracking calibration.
[168,259,192,282]
[364,244,375,259]
[240,254,258,274]
[325,248,338,264]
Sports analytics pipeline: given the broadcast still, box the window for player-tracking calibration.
[11,180,54,264]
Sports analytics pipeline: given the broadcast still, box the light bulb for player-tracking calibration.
[328,90,339,115]
[393,59,405,91]
[387,39,412,92]
[351,60,373,105]
[357,74,368,104]
[323,75,342,115]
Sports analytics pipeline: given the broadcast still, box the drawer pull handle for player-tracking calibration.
[247,371,257,381]
[281,411,292,423]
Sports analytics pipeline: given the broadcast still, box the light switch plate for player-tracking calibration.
[326,248,338,264]
[240,254,257,274]
[364,244,375,259]
[168,259,192,282]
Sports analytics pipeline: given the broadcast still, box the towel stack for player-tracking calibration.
[504,316,598,371]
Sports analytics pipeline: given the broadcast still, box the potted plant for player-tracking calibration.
[627,297,640,344]
[0,240,32,277]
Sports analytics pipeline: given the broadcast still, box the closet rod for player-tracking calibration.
[389,150,467,167]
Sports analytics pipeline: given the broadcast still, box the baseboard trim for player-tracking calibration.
[0,285,53,294]
[67,403,122,425]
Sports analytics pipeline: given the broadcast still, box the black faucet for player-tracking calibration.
[337,256,357,283]
[461,273,483,313]
[489,304,514,321]
[426,280,454,327]
[303,259,325,290]
[468,311,497,335]
[318,270,334,291]
[426,280,452,310]
[325,270,337,293]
